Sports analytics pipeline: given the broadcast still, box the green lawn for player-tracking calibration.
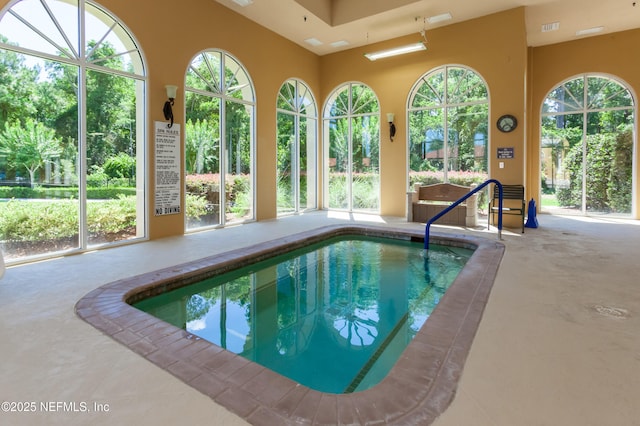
[541,193,559,207]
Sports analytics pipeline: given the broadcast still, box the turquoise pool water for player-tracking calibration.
[134,235,473,394]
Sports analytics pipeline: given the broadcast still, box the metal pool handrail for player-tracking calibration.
[424,179,503,250]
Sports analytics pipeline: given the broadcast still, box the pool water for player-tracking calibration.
[134,235,473,394]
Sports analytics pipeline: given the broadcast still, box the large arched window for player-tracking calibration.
[540,74,635,216]
[408,66,488,188]
[184,50,255,231]
[0,0,146,264]
[323,82,380,212]
[276,78,317,215]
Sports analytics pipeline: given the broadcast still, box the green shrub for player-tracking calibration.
[0,186,38,198]
[86,187,136,199]
[555,187,576,208]
[0,186,135,199]
[561,128,633,212]
[607,130,632,213]
[87,195,136,234]
[0,197,138,242]
[104,153,136,179]
[185,193,208,219]
[353,173,379,210]
[185,173,252,222]
[87,166,109,188]
[0,199,79,241]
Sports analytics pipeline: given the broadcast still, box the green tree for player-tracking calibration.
[185,119,219,174]
[0,120,62,186]
[45,41,136,169]
[0,38,39,129]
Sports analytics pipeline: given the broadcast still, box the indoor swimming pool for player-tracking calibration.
[133,235,473,393]
[76,224,504,424]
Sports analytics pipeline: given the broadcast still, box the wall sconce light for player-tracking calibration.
[163,85,178,128]
[387,113,396,141]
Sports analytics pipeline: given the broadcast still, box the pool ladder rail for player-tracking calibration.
[424,179,504,251]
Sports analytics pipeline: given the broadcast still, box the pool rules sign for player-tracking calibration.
[154,121,181,216]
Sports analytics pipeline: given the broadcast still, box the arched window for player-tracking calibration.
[408,66,488,188]
[323,82,380,212]
[0,0,146,263]
[184,50,255,230]
[276,78,317,215]
[540,74,635,216]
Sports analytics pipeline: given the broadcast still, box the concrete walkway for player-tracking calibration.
[0,212,638,425]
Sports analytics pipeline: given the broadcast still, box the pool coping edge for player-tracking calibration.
[75,224,505,425]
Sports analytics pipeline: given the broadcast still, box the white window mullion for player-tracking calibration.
[220,98,227,226]
[78,1,88,249]
[294,114,301,212]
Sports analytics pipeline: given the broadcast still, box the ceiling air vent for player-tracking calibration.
[541,22,560,32]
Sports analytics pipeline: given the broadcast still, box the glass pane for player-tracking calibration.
[186,51,254,228]
[351,84,378,115]
[185,92,221,230]
[85,70,140,246]
[409,109,445,185]
[447,67,487,104]
[277,80,317,215]
[224,55,253,102]
[328,117,349,209]
[85,4,143,74]
[543,79,584,114]
[325,83,379,212]
[299,83,316,117]
[351,115,379,212]
[0,54,80,260]
[225,100,252,224]
[187,52,222,93]
[586,77,634,110]
[584,111,633,215]
[300,116,316,210]
[325,87,349,117]
[411,71,444,108]
[541,115,569,196]
[409,66,488,193]
[446,104,489,181]
[0,0,79,60]
[543,113,584,213]
[0,1,146,264]
[542,76,634,217]
[277,81,295,111]
[277,111,295,214]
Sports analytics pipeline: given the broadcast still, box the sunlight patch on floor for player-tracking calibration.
[326,211,388,223]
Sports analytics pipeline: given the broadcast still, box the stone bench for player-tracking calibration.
[408,182,478,227]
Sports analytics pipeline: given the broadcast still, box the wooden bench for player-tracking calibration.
[408,183,478,227]
[488,184,525,233]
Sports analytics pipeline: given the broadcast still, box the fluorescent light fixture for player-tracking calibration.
[365,42,426,61]
[576,26,604,36]
[541,22,560,32]
[331,40,349,48]
[427,12,452,24]
[304,38,323,46]
[232,0,253,6]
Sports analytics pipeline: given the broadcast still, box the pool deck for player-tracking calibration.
[1,211,639,425]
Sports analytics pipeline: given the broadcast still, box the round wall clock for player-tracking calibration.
[497,114,517,133]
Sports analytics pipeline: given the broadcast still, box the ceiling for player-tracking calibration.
[215,0,640,56]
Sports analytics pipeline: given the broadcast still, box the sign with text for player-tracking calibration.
[497,147,515,159]
[154,122,181,216]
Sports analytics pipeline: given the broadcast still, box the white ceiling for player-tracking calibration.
[215,0,640,55]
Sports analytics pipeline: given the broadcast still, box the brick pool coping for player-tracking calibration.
[75,224,504,425]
